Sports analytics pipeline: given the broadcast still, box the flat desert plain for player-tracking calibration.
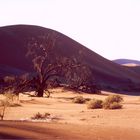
[0,88,140,140]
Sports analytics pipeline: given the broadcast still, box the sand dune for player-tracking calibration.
[1,25,140,92]
[113,59,140,65]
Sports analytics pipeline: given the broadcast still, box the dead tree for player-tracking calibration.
[27,31,64,97]
[63,57,100,93]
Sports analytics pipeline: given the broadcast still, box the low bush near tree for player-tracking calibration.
[0,99,10,120]
[0,91,21,120]
[104,95,123,103]
[103,95,123,109]
[4,92,18,102]
[87,99,103,109]
[109,102,122,109]
[72,96,86,104]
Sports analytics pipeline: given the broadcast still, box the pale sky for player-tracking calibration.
[0,0,140,60]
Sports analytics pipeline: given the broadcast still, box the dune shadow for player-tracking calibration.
[10,103,22,107]
[102,89,140,96]
[0,132,26,139]
[20,99,50,105]
[0,121,54,137]
[20,99,38,104]
[53,97,75,101]
[53,96,91,102]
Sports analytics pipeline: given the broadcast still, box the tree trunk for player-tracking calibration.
[37,88,44,97]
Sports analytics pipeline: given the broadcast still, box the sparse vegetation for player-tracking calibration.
[0,99,10,120]
[3,74,30,98]
[87,99,103,109]
[103,95,123,109]
[86,95,123,110]
[73,96,86,104]
[4,92,17,102]
[0,91,21,120]
[104,95,123,103]
[109,102,122,109]
[31,112,50,120]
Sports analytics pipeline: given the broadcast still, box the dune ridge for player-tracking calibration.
[0,25,140,93]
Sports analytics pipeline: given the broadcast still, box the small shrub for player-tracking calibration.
[31,112,43,119]
[4,92,16,102]
[31,112,50,120]
[4,89,20,102]
[0,91,21,120]
[103,95,123,109]
[44,112,51,118]
[102,101,110,109]
[109,102,122,109]
[104,95,123,104]
[72,96,85,104]
[0,100,10,120]
[87,99,103,109]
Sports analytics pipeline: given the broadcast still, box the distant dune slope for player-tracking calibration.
[0,25,140,92]
[113,59,140,65]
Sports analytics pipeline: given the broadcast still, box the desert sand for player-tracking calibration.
[0,88,140,140]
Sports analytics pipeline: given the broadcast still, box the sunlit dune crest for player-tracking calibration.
[123,63,140,67]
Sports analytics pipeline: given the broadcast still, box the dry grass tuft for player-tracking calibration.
[87,99,103,109]
[72,96,86,104]
[31,112,51,120]
[103,95,123,109]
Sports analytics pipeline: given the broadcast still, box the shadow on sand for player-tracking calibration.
[0,132,26,139]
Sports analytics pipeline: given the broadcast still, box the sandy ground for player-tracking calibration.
[0,88,140,140]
